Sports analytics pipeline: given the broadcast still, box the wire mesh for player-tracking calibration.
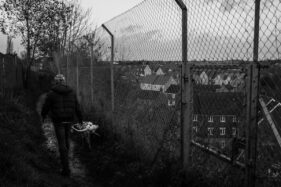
[58,0,281,185]
[256,65,281,186]
[184,0,255,61]
[101,0,182,61]
[113,61,182,163]
[0,55,23,91]
[190,63,248,186]
[100,0,281,62]
[259,0,281,60]
[60,55,111,115]
[95,27,112,61]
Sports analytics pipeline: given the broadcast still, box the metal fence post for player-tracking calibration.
[76,55,79,98]
[102,24,115,112]
[2,57,5,92]
[66,55,68,84]
[245,0,261,187]
[90,44,94,106]
[175,0,190,171]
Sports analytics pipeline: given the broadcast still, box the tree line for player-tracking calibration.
[0,0,103,88]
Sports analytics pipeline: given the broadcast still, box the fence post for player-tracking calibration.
[66,55,68,84]
[102,24,115,112]
[245,0,260,187]
[175,0,190,173]
[2,57,6,93]
[90,44,94,106]
[76,55,79,98]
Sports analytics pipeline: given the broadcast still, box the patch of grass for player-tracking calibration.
[76,108,224,187]
[72,122,189,186]
[0,92,82,187]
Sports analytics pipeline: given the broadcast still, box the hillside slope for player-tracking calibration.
[0,92,87,187]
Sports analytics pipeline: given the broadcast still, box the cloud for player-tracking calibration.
[120,24,143,33]
[98,0,281,61]
[220,0,236,13]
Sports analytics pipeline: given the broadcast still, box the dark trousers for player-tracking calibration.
[53,123,71,172]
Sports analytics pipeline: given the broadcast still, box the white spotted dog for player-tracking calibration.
[71,121,99,150]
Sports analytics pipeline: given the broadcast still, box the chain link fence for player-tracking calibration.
[256,64,281,186]
[52,0,281,185]
[100,0,182,61]
[259,0,281,60]
[0,54,23,92]
[113,61,181,163]
[60,55,112,127]
[189,63,247,186]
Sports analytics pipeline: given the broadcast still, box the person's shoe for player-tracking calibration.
[60,169,70,177]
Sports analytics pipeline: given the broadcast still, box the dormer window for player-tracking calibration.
[220,115,226,123]
[208,116,214,123]
[193,115,198,122]
[208,127,214,135]
[220,127,226,136]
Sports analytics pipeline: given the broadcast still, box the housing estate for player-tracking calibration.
[192,68,245,151]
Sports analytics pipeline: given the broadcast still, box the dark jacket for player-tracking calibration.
[41,84,83,123]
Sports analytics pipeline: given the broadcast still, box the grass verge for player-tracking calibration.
[0,92,83,187]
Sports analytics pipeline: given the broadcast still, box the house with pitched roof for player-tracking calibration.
[193,85,244,150]
[199,71,209,85]
[165,84,180,106]
[155,67,165,75]
[140,75,157,90]
[152,75,177,92]
[140,75,177,92]
[144,65,152,76]
[213,73,232,85]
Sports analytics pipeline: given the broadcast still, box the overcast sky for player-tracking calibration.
[80,0,144,26]
[1,0,280,61]
[0,0,144,54]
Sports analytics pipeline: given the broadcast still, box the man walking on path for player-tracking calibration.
[41,74,83,177]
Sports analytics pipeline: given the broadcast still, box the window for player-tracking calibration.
[208,127,214,135]
[193,126,198,133]
[220,127,226,136]
[233,116,237,123]
[232,127,237,136]
[193,115,198,122]
[221,140,226,149]
[168,100,175,106]
[168,100,171,106]
[220,115,226,123]
[208,116,214,123]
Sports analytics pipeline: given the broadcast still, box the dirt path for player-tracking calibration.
[37,94,100,187]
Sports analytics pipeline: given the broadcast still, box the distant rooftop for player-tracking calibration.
[140,75,173,85]
[193,92,244,115]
